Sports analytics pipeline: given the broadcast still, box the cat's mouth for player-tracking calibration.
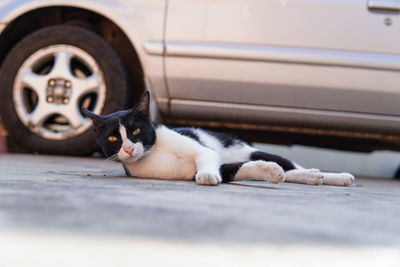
[119,153,142,163]
[117,142,145,163]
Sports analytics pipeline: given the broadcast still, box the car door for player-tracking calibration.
[164,0,400,127]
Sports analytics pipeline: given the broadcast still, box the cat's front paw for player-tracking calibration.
[320,172,355,186]
[195,171,222,186]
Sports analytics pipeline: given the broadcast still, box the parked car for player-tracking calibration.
[0,0,399,155]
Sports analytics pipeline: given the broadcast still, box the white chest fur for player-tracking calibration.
[124,126,198,180]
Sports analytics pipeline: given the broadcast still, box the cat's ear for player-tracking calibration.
[132,90,150,118]
[82,108,104,134]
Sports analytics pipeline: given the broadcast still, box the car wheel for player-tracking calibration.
[395,165,400,179]
[0,25,128,155]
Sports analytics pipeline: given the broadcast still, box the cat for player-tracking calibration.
[83,91,355,186]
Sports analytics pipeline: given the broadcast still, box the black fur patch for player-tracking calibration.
[220,162,246,183]
[250,151,295,171]
[123,164,132,176]
[93,116,124,158]
[204,130,241,147]
[173,128,202,144]
[120,112,156,151]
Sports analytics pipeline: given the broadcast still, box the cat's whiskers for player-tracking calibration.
[104,154,120,164]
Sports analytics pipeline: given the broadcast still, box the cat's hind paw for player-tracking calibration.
[195,171,222,186]
[234,160,285,183]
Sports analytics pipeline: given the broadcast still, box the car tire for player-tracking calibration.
[395,165,400,179]
[0,25,128,155]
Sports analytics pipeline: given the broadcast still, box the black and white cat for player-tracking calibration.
[83,91,355,186]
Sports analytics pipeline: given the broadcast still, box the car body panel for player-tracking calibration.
[165,0,400,53]
[164,41,400,117]
[170,99,400,134]
[165,0,400,124]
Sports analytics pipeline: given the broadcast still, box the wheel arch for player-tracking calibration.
[0,3,146,107]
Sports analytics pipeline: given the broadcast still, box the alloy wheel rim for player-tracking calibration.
[13,44,106,140]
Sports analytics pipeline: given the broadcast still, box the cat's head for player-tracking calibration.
[83,90,156,163]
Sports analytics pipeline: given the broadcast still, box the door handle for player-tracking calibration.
[368,0,400,12]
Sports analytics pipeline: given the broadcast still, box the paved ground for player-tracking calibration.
[0,154,400,266]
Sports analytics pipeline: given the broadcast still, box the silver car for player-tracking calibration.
[0,0,399,155]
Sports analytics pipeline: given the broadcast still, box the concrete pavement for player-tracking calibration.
[0,154,399,266]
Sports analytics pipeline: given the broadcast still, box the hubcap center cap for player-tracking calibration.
[46,79,71,104]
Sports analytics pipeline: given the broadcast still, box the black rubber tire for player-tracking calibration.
[0,25,128,155]
[395,165,400,179]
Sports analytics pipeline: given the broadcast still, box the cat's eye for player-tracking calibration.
[108,136,118,142]
[133,129,141,135]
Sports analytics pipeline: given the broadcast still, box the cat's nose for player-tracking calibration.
[123,145,134,156]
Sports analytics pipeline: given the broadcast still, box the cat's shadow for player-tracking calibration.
[228,181,281,190]
[103,174,281,190]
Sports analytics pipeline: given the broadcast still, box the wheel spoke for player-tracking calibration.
[28,101,52,128]
[21,70,47,99]
[50,50,73,77]
[72,74,101,100]
[61,106,87,129]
